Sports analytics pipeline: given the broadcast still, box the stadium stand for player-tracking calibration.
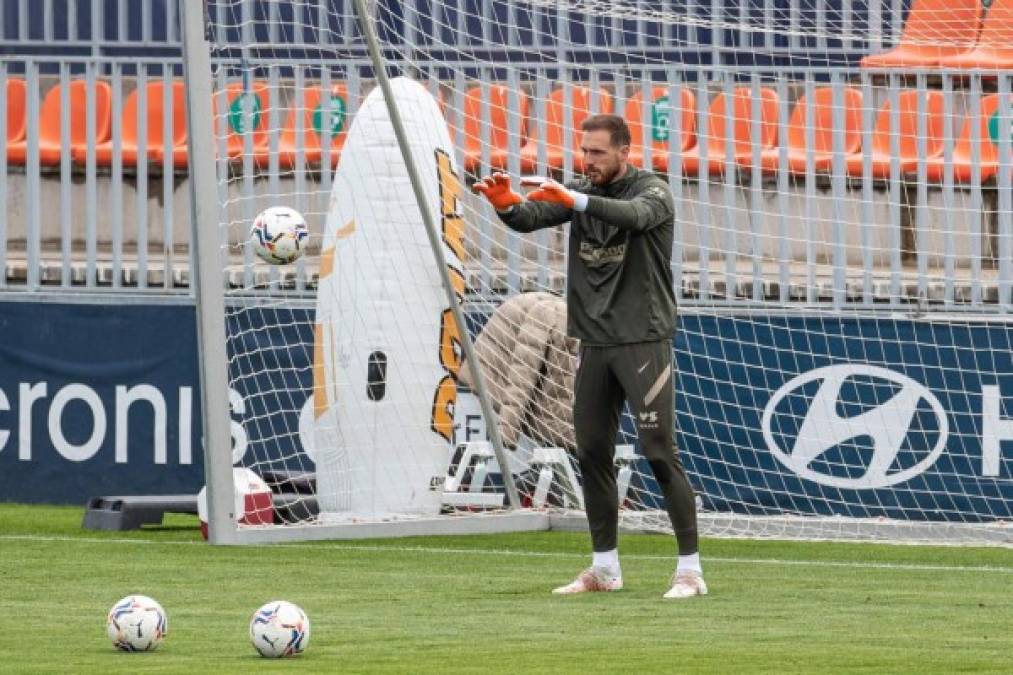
[6,79,112,165]
[845,90,946,179]
[923,94,1003,184]
[680,86,780,176]
[624,86,696,173]
[0,1,1006,299]
[519,85,613,173]
[740,86,863,175]
[254,83,350,170]
[75,79,186,167]
[461,84,529,173]
[859,0,983,69]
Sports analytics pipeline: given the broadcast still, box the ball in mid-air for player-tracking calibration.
[250,206,309,265]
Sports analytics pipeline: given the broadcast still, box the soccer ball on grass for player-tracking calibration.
[249,600,310,658]
[106,594,167,652]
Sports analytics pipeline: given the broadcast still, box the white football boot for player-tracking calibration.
[663,570,708,599]
[552,566,623,594]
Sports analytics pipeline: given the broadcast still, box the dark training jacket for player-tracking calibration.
[499,165,677,346]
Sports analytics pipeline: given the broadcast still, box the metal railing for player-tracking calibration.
[1,58,186,294]
[3,55,1011,310]
[7,1,1013,311]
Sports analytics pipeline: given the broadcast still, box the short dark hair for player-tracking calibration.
[581,114,631,148]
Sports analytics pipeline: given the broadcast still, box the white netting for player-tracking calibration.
[197,0,1013,544]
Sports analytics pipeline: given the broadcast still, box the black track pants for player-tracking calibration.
[572,340,699,556]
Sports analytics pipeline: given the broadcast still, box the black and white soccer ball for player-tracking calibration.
[106,594,167,652]
[250,206,309,265]
[249,600,310,658]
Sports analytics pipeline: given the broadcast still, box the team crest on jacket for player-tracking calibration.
[579,241,627,265]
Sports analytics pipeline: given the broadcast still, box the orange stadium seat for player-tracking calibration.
[460,84,529,173]
[161,80,271,168]
[255,83,350,170]
[519,85,613,173]
[7,79,112,165]
[860,0,983,69]
[219,81,271,159]
[739,87,863,175]
[936,0,1013,71]
[923,94,1005,184]
[75,79,186,167]
[845,90,946,179]
[625,85,696,173]
[681,87,780,177]
[5,78,26,144]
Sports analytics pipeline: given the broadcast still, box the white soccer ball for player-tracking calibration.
[250,206,309,265]
[106,595,167,652]
[249,600,310,658]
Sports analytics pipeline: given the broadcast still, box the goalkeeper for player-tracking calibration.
[472,114,706,599]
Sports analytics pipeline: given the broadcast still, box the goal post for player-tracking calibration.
[182,0,240,545]
[184,0,543,543]
[186,0,1013,546]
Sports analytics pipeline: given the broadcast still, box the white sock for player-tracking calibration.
[677,553,702,575]
[592,549,620,575]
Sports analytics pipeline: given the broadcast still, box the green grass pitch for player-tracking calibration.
[0,504,1010,673]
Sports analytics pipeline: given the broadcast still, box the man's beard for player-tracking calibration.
[587,162,619,185]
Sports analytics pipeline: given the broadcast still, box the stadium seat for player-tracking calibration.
[75,79,186,167]
[625,85,696,173]
[5,77,26,144]
[936,0,1013,71]
[845,90,946,179]
[7,79,112,165]
[161,80,271,167]
[923,94,1005,184]
[254,83,350,170]
[220,81,271,159]
[460,84,529,173]
[738,86,863,175]
[859,0,984,69]
[519,85,614,173]
[681,86,780,177]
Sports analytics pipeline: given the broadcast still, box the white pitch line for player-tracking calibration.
[2,534,1012,575]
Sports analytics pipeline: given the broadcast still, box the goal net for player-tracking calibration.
[186,0,1013,545]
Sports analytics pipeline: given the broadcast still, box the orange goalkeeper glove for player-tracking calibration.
[471,172,523,212]
[526,179,588,211]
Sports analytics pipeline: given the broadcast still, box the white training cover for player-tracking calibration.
[312,77,464,518]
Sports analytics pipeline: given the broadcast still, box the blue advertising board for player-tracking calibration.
[0,301,203,505]
[1,301,1011,521]
[676,314,1013,521]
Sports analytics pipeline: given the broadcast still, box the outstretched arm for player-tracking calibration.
[472,172,571,233]
[528,179,673,233]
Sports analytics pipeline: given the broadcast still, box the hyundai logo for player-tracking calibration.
[761,365,949,489]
